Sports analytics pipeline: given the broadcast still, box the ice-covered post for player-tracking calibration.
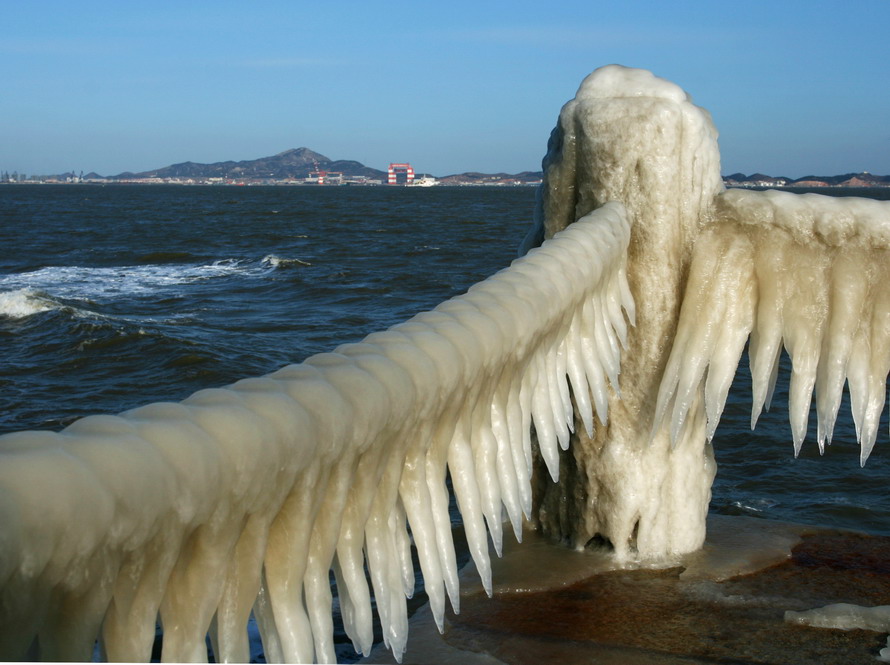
[528,65,725,558]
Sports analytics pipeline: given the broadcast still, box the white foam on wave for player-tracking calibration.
[0,259,275,304]
[0,288,58,319]
[262,254,312,268]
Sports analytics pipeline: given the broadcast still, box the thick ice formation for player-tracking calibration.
[656,188,890,466]
[529,65,724,558]
[3,64,890,663]
[529,65,890,562]
[0,204,632,662]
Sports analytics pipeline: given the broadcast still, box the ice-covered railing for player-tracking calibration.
[655,188,890,466]
[0,203,633,663]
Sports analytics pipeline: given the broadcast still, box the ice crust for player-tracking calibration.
[0,204,633,662]
[786,603,890,661]
[785,602,890,632]
[3,64,890,663]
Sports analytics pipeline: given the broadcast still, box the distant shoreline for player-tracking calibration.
[0,179,542,188]
[2,180,889,189]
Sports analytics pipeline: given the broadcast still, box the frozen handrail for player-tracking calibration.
[0,202,633,663]
[654,188,890,466]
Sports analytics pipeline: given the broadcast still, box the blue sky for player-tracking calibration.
[2,1,889,178]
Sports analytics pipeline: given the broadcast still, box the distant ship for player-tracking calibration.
[411,175,438,187]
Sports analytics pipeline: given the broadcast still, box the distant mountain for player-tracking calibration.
[436,171,543,185]
[724,172,890,188]
[113,148,387,181]
[98,148,545,184]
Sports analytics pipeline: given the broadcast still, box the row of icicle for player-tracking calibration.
[0,203,633,663]
[655,188,890,466]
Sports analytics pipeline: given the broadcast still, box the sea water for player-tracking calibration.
[1,184,889,544]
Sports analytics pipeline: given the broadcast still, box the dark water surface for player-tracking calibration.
[0,184,532,433]
[1,183,888,543]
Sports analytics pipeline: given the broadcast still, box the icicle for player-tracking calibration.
[391,499,414,598]
[469,414,505,557]
[339,564,368,658]
[604,268,631,349]
[529,352,560,481]
[489,383,524,542]
[304,459,358,665]
[505,374,533,519]
[518,367,536,478]
[261,462,325,664]
[554,338,575,439]
[618,263,636,328]
[330,559,359,654]
[814,250,868,450]
[447,416,493,596]
[564,314,595,438]
[748,231,786,430]
[788,344,818,454]
[389,530,414,650]
[781,249,829,455]
[860,284,890,465]
[398,441,446,633]
[592,293,622,390]
[703,282,754,442]
[847,330,871,448]
[578,298,611,424]
[252,575,283,664]
[702,238,756,441]
[749,327,783,430]
[213,513,272,664]
[542,338,572,451]
[333,486,376,656]
[418,410,462,615]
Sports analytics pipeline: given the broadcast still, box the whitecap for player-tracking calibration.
[0,257,297,312]
[0,288,58,319]
[262,254,312,268]
[0,261,261,303]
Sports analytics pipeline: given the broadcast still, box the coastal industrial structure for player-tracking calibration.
[387,162,415,185]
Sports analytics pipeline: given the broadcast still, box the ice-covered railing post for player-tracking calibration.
[528,65,890,561]
[527,65,725,558]
[0,202,633,662]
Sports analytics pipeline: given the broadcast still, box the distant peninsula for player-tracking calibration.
[1,148,544,187]
[2,148,889,188]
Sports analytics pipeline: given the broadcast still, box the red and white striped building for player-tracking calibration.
[387,163,415,185]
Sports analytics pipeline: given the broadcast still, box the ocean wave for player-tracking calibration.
[0,255,314,313]
[0,260,275,303]
[0,288,58,319]
[262,254,312,269]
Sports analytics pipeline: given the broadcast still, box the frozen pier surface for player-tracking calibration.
[368,517,890,665]
[3,65,890,663]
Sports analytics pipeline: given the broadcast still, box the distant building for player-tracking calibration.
[387,163,415,185]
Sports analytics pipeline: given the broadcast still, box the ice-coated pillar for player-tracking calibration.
[529,65,724,559]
